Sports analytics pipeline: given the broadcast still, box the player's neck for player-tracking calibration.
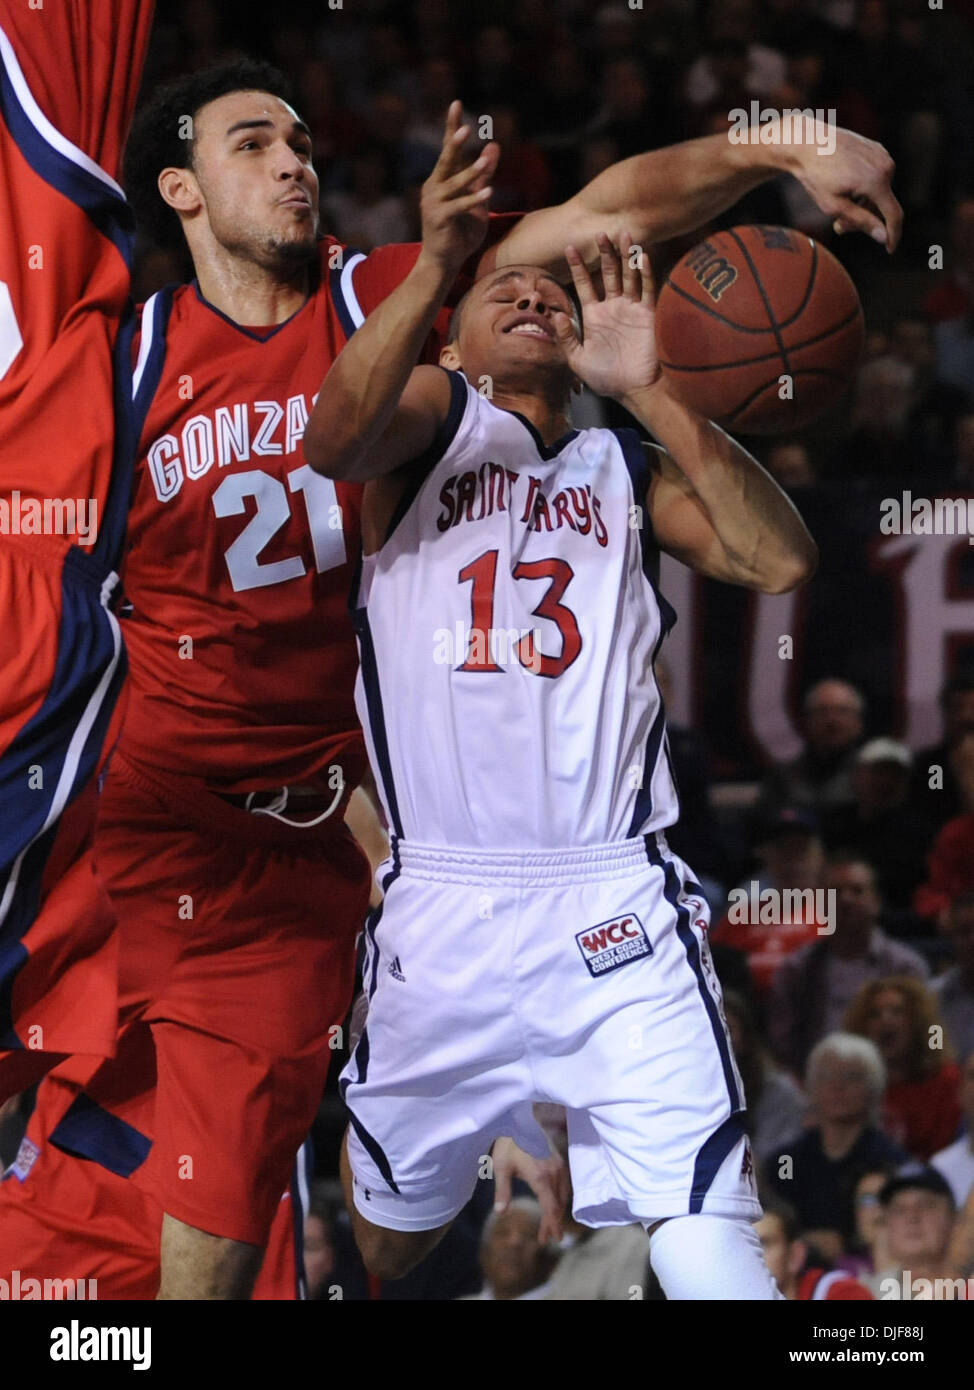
[493,389,573,448]
[192,249,311,327]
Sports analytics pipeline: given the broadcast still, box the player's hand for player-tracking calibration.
[418,101,499,279]
[789,127,901,253]
[556,231,662,400]
[491,1137,571,1245]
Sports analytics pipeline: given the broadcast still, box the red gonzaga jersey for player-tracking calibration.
[0,0,151,569]
[122,224,519,792]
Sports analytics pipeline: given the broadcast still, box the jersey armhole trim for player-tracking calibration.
[611,427,676,634]
[329,248,367,338]
[0,23,133,259]
[382,369,469,546]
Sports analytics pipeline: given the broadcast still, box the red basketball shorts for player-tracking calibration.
[36,748,370,1246]
[0,1058,308,1299]
[0,539,127,1102]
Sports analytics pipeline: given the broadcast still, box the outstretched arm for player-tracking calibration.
[305,103,493,482]
[486,126,900,280]
[554,234,818,595]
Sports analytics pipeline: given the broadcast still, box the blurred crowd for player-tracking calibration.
[117,0,974,1299]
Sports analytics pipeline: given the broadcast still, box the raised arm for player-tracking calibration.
[304,103,493,483]
[555,234,817,595]
[485,126,900,281]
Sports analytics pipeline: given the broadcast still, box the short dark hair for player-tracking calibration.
[123,59,296,251]
[759,1196,801,1244]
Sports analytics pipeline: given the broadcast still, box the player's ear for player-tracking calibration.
[158,166,202,215]
[439,342,461,370]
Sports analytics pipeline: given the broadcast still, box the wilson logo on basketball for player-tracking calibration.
[684,241,738,301]
[575,913,652,978]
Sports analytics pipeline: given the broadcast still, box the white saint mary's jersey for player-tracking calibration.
[352,370,680,849]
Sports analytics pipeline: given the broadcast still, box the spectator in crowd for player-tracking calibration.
[766,1033,907,1259]
[764,438,818,493]
[844,977,962,1160]
[933,892,974,1063]
[884,317,971,477]
[822,739,935,920]
[955,412,974,486]
[521,41,599,198]
[755,1197,873,1299]
[712,807,827,997]
[931,1052,974,1210]
[924,196,974,394]
[480,106,551,214]
[684,0,786,110]
[762,679,865,818]
[838,1167,897,1279]
[769,855,929,1076]
[836,353,917,477]
[545,1220,650,1301]
[655,659,728,912]
[914,733,974,924]
[586,55,677,159]
[460,1198,560,1301]
[723,990,806,1162]
[323,145,410,251]
[304,1191,337,1300]
[866,1165,965,1300]
[910,674,974,835]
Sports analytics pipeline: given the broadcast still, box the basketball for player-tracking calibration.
[655,225,865,434]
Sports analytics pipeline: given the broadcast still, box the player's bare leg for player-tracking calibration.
[157,1214,263,1300]
[340,1132,454,1280]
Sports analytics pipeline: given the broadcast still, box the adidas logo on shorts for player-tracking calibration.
[387,955,406,982]
[575,913,651,977]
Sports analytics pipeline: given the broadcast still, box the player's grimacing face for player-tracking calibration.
[188,91,319,268]
[446,267,577,384]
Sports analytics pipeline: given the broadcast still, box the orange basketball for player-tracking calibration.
[655,225,864,434]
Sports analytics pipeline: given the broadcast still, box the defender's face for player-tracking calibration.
[188,90,319,268]
[451,267,577,383]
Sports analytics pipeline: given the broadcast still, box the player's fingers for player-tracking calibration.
[564,244,597,306]
[551,307,581,353]
[492,1157,512,1213]
[440,142,499,198]
[618,232,641,301]
[446,187,493,216]
[868,183,903,253]
[830,194,890,247]
[532,1176,564,1244]
[432,100,469,180]
[598,231,622,297]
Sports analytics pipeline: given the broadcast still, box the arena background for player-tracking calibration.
[17,0,974,1303]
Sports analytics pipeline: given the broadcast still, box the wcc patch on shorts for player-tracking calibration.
[575,913,652,977]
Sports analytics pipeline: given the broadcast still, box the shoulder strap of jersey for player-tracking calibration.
[610,426,676,634]
[382,369,471,545]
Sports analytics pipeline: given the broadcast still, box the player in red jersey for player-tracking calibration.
[0,0,155,1101]
[0,53,903,1298]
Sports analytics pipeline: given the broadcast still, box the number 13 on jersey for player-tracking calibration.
[456,548,582,679]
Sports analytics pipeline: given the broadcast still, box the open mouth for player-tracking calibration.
[503,314,555,341]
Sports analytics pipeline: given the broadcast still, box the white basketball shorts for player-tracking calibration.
[340,832,761,1232]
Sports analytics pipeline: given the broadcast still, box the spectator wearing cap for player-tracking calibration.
[909,674,974,836]
[822,739,936,918]
[755,1197,873,1300]
[844,977,962,1160]
[838,1167,898,1279]
[711,806,826,997]
[761,679,866,820]
[769,854,929,1076]
[766,1033,907,1260]
[931,1053,974,1209]
[866,1165,966,1300]
[933,893,974,1063]
[723,990,806,1163]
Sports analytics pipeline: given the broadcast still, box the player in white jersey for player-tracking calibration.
[304,151,818,1296]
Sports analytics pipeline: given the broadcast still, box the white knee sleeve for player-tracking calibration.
[647,1215,784,1301]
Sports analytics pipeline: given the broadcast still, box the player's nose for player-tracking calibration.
[515,289,549,317]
